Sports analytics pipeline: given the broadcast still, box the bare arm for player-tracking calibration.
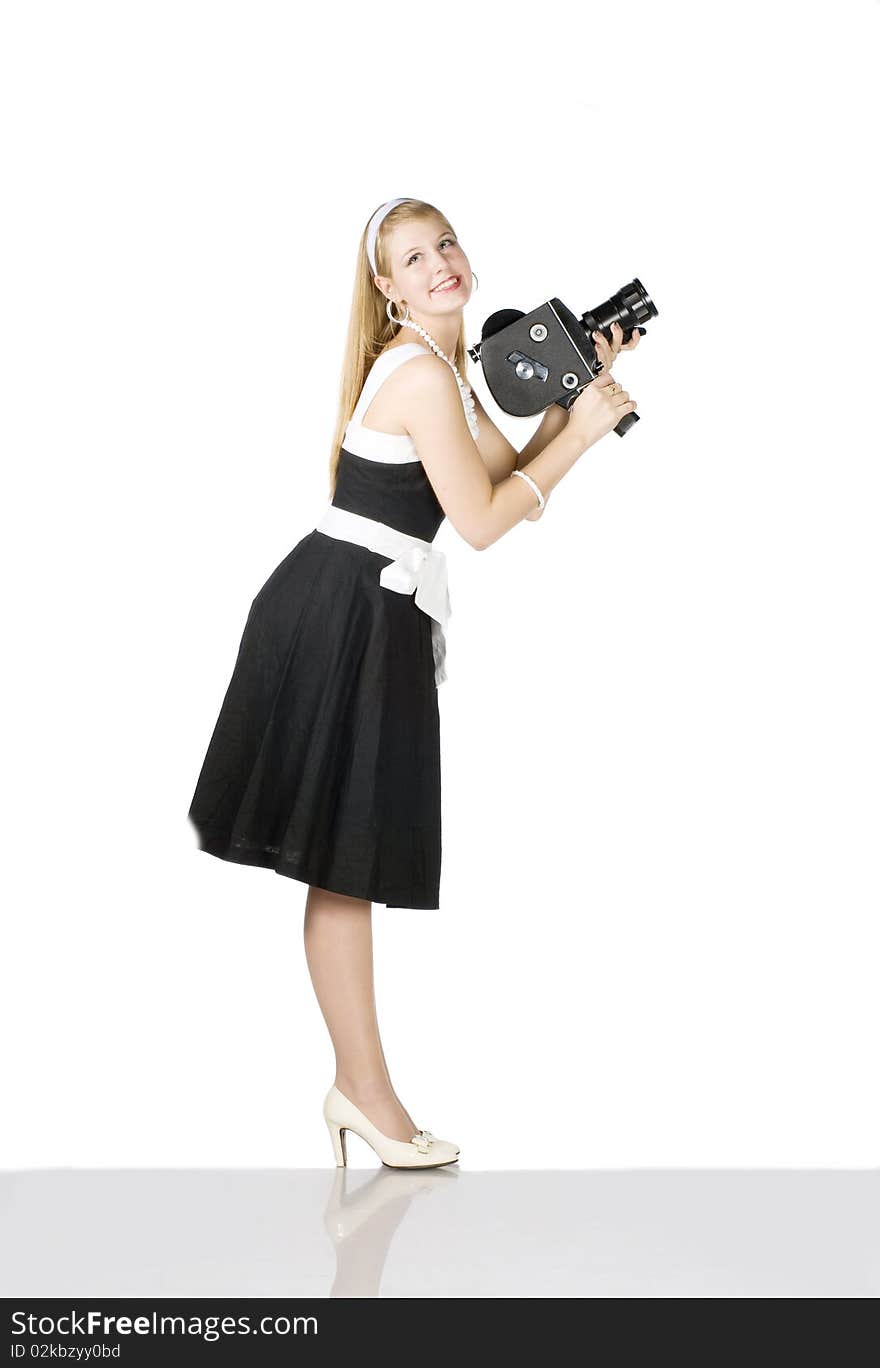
[482,424,584,547]
[400,356,592,551]
[515,401,571,468]
[470,389,572,522]
[470,388,571,478]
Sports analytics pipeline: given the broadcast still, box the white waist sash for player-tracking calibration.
[315,504,451,687]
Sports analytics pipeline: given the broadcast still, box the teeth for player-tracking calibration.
[432,277,459,292]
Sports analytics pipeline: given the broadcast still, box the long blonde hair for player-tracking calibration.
[327,198,471,499]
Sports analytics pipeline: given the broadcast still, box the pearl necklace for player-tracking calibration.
[397,316,480,441]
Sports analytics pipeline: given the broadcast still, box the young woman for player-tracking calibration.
[187,196,641,1169]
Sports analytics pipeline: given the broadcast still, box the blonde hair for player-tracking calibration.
[327,198,470,499]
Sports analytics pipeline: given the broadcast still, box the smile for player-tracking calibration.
[431,275,461,294]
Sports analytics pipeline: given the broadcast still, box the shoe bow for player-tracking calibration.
[410,1129,437,1154]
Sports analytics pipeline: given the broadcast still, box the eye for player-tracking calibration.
[407,237,456,266]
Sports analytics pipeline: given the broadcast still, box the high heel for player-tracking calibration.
[323,1085,460,1169]
[327,1116,348,1167]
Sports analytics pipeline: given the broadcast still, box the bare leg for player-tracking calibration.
[304,884,419,1142]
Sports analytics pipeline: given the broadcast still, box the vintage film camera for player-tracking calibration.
[468,278,658,437]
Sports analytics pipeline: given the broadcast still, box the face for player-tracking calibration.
[376,215,472,319]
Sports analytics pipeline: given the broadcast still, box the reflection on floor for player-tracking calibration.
[1,1167,877,1297]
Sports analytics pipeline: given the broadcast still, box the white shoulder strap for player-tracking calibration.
[350,344,433,425]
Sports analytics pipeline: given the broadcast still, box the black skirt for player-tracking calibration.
[187,525,442,908]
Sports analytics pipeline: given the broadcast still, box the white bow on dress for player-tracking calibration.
[379,543,450,686]
[315,504,451,686]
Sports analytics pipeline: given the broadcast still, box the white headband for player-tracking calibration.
[366,197,409,275]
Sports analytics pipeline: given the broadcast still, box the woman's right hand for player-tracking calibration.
[568,369,637,448]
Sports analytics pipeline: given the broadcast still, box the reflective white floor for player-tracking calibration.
[2,1167,877,1297]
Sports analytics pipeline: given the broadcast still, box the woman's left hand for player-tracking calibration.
[592,320,642,371]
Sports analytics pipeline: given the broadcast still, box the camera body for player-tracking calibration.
[468,278,657,437]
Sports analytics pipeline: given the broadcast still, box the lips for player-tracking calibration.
[431,275,461,293]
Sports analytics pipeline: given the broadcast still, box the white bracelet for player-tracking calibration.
[511,468,545,510]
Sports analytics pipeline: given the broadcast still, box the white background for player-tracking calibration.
[2,0,877,1169]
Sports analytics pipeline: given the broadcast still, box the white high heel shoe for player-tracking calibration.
[323,1085,460,1169]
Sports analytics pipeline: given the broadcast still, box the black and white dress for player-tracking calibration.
[187,342,450,908]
